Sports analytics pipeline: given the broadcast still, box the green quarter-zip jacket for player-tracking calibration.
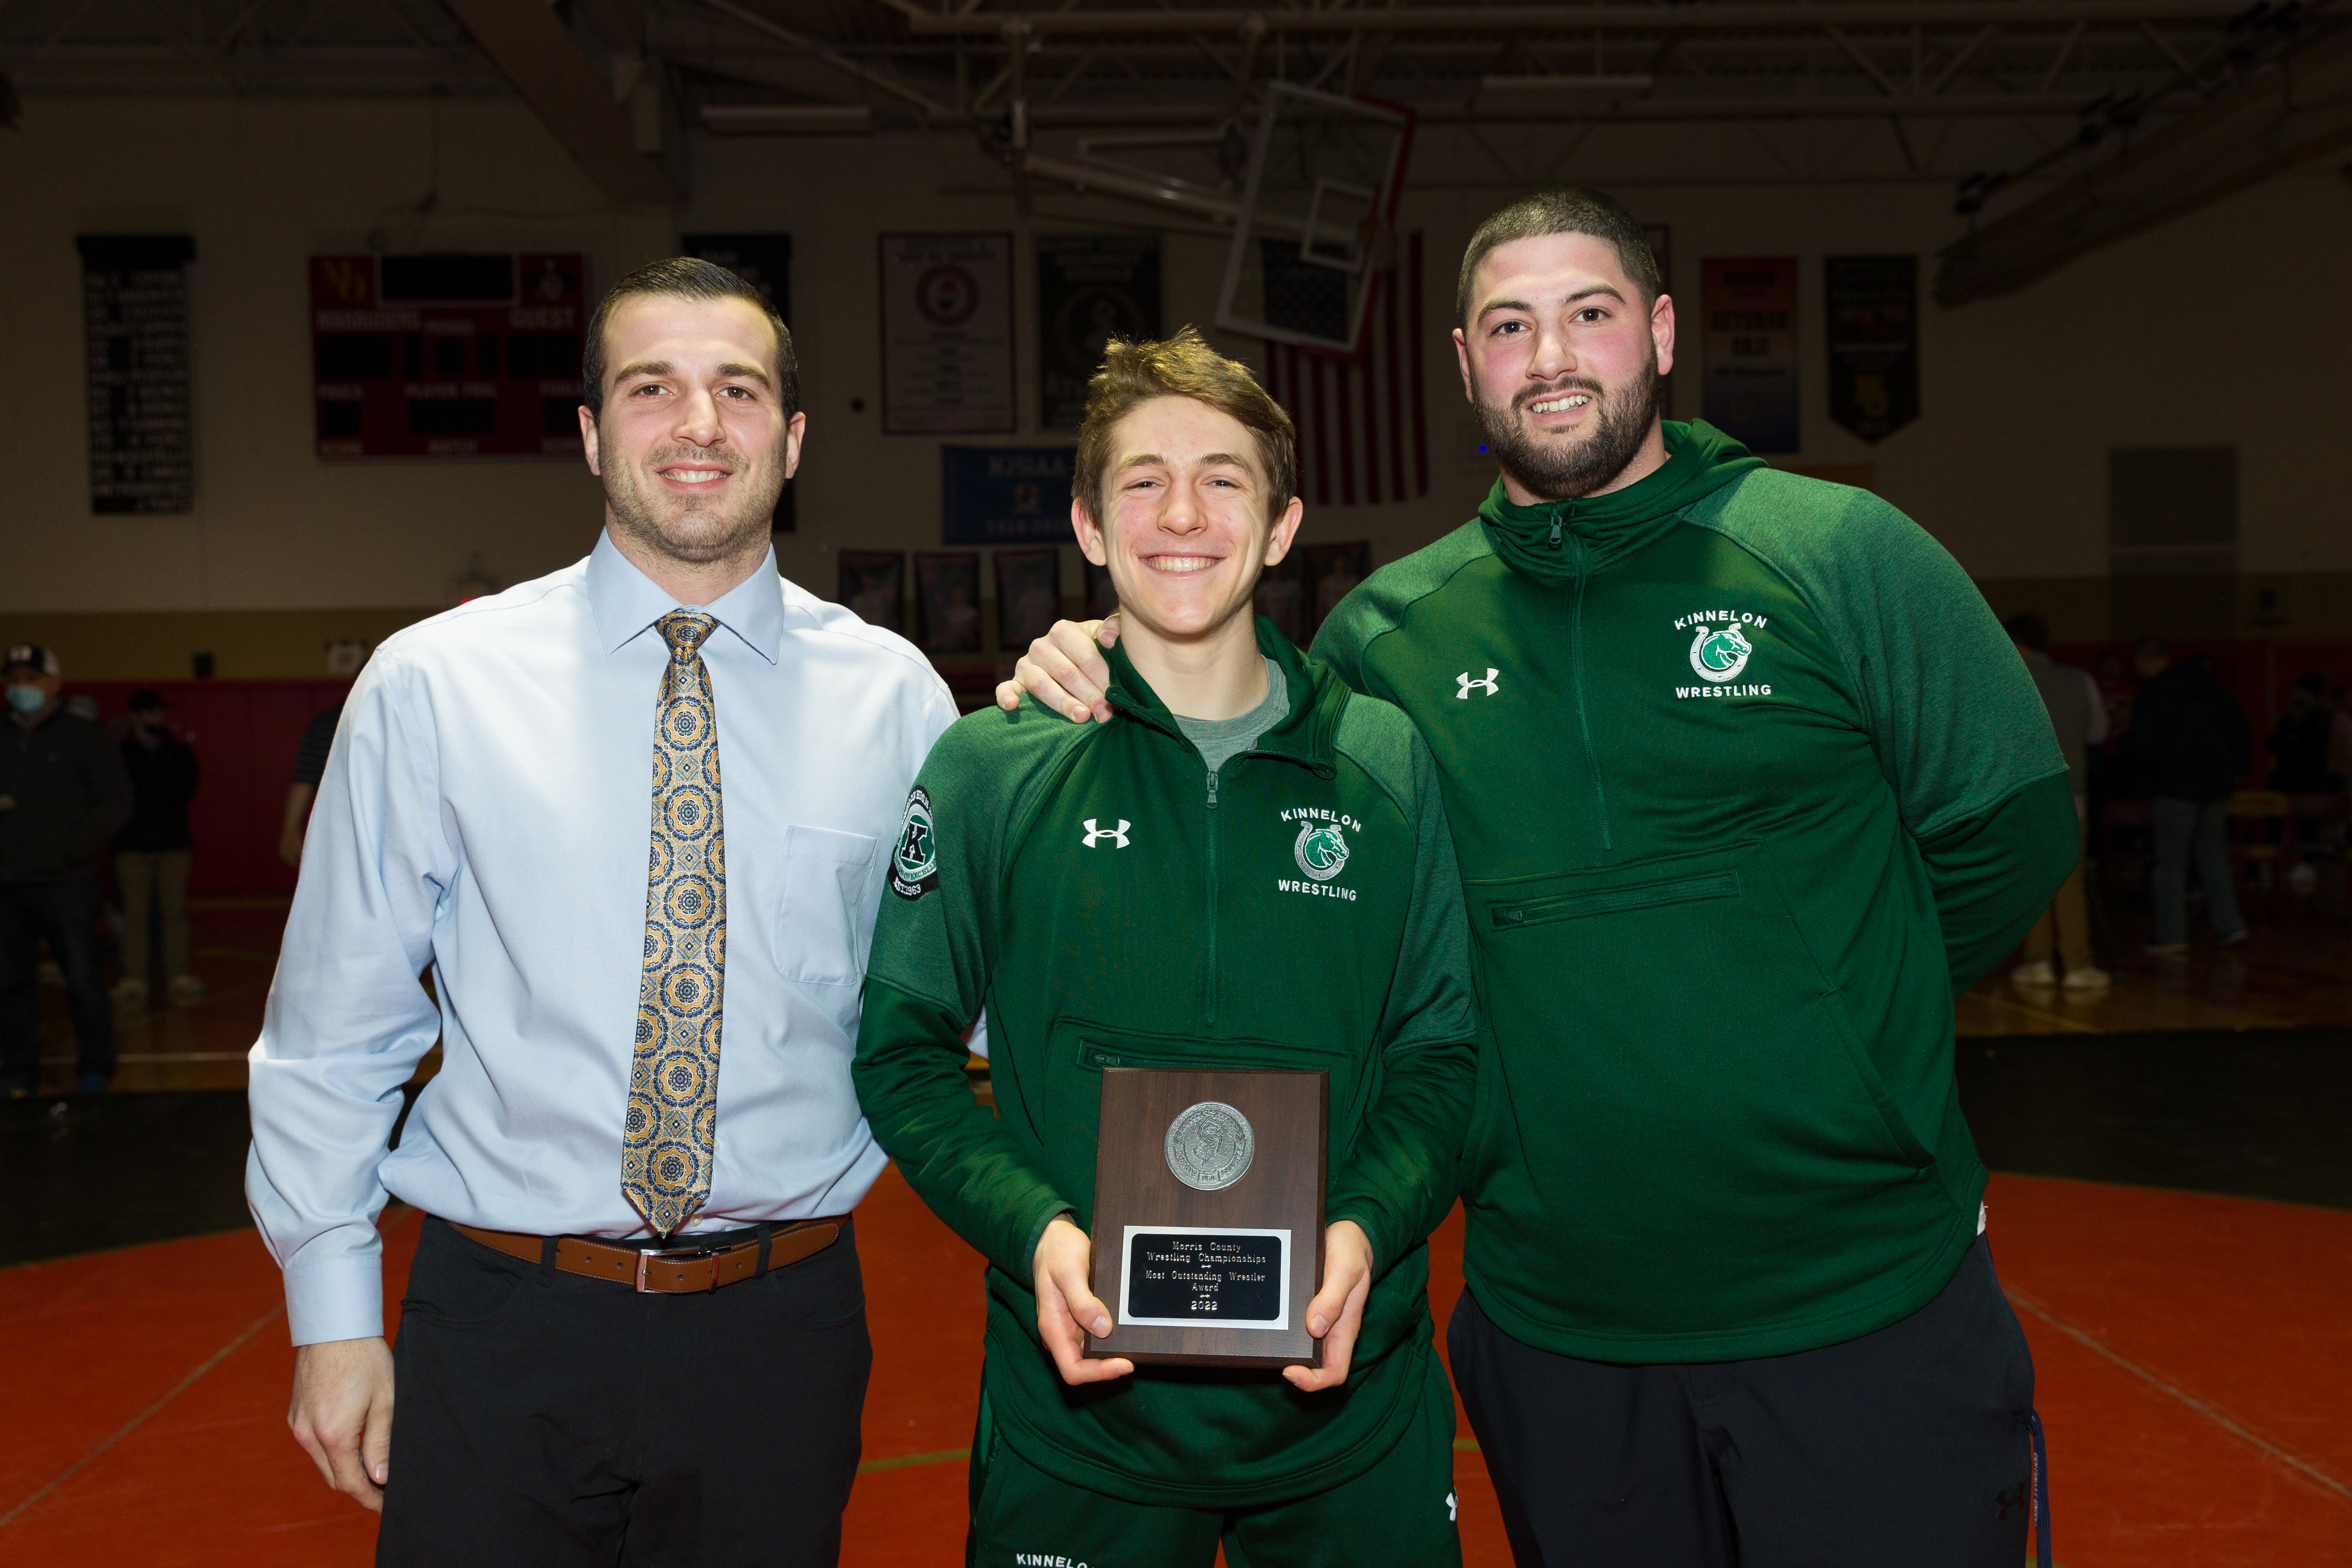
[855,622,1479,1507]
[1313,420,2078,1364]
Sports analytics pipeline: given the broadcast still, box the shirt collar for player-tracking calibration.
[587,529,784,664]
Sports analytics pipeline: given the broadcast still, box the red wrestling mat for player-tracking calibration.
[2,1171,2344,1566]
[1982,1175,2352,1566]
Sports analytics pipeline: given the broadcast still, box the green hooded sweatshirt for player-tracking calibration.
[1312,419,2077,1363]
[854,624,1480,1507]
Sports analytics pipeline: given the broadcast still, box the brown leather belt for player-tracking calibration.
[451,1216,848,1295]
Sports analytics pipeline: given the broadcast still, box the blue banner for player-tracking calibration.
[940,445,1079,545]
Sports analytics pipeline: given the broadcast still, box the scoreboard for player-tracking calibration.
[310,252,588,459]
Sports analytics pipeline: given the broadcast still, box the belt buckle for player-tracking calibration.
[635,1240,722,1294]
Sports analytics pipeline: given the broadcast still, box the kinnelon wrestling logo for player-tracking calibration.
[1672,609,1773,700]
[1274,806,1361,901]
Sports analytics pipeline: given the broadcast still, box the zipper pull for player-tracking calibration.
[1206,770,1220,808]
[1547,507,1564,548]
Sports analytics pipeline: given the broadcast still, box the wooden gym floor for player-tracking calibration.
[2,897,2347,1566]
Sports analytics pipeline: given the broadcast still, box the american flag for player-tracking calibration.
[1261,232,1430,509]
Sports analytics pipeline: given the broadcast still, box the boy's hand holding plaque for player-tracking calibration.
[1084,1066,1329,1369]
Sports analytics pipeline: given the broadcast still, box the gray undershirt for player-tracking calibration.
[1172,655,1290,773]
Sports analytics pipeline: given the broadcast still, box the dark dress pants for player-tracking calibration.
[1448,1236,2036,1568]
[379,1216,873,1568]
[0,876,116,1084]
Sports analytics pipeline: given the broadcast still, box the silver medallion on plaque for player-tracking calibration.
[1165,1101,1255,1191]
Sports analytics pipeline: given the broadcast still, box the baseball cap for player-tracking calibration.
[4,644,59,678]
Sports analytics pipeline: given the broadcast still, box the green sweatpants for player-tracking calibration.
[965,1356,1463,1568]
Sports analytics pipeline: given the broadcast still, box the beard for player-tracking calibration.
[1474,347,1662,501]
[602,441,784,566]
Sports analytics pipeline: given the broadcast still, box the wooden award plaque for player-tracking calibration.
[1084,1066,1328,1369]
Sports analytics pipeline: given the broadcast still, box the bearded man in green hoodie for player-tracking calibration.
[1003,188,2077,1566]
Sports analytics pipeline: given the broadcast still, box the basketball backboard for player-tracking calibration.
[1214,84,1414,355]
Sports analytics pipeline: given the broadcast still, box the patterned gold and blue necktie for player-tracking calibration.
[622,611,726,1237]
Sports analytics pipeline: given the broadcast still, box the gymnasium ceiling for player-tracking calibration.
[5,0,2348,299]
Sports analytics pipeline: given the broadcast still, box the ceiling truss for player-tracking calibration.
[4,0,2345,297]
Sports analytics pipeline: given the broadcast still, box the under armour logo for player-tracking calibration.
[1082,818,1131,848]
[1457,668,1499,699]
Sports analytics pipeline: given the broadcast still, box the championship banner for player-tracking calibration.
[1824,256,1920,444]
[684,232,794,530]
[940,445,1079,545]
[1261,233,1428,510]
[1700,257,1799,454]
[879,233,1017,435]
[80,234,195,514]
[1037,235,1161,430]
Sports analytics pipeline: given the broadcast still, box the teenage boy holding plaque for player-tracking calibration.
[853,328,1478,1567]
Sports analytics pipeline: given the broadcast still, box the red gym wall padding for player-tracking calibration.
[66,680,352,899]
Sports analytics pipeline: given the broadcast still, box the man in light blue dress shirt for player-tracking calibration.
[248,259,959,1565]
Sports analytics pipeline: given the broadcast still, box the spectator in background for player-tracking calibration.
[114,689,202,1010]
[2266,673,2340,793]
[2005,614,2110,990]
[0,644,133,1096]
[2089,647,2138,808]
[2128,637,2251,956]
[277,695,346,869]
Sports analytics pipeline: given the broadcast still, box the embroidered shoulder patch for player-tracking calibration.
[890,786,940,900]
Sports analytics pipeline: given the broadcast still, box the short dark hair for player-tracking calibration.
[1074,327,1297,530]
[2135,635,2168,660]
[581,257,798,421]
[2296,671,2326,696]
[1456,187,1663,327]
[2003,611,2049,651]
[128,688,165,712]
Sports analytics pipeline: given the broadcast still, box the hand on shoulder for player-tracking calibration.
[996,617,1121,725]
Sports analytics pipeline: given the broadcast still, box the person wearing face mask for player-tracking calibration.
[0,644,134,1097]
[1004,190,2077,1566]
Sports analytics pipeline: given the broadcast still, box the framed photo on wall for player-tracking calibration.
[838,550,906,634]
[1298,542,1371,644]
[1084,558,1118,623]
[995,549,1063,652]
[916,551,983,655]
[1254,555,1305,645]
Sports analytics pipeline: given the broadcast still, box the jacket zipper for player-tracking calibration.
[1490,872,1740,929]
[1203,765,1222,1026]
[1565,533,1614,851]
